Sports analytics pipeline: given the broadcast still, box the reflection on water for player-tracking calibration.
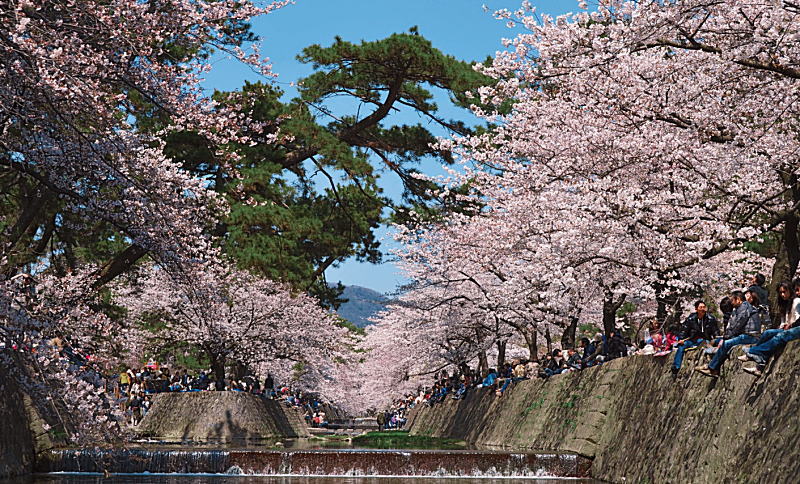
[130,437,454,451]
[3,474,592,484]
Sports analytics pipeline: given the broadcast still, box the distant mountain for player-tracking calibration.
[335,285,390,328]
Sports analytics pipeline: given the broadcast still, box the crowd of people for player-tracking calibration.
[376,399,411,430]
[3,335,334,429]
[392,274,800,411]
[114,365,328,427]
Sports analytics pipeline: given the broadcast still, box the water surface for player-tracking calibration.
[4,475,592,484]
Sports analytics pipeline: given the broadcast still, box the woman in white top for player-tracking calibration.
[775,281,799,328]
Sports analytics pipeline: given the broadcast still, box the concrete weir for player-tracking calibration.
[36,448,591,477]
[136,392,311,443]
[409,342,800,483]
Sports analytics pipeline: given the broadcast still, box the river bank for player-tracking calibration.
[6,343,799,481]
[409,342,800,483]
[136,392,311,443]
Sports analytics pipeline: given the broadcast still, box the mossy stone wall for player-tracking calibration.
[137,392,311,442]
[410,342,800,483]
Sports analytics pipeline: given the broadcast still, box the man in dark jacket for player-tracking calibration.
[582,333,605,366]
[579,337,595,363]
[606,331,627,360]
[671,301,719,374]
[566,348,583,371]
[544,349,567,377]
[697,291,761,378]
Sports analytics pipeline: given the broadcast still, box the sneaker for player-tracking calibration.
[737,354,751,362]
[670,366,679,375]
[696,367,719,378]
[743,366,763,377]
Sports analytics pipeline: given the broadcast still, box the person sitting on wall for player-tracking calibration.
[583,333,606,366]
[566,347,583,371]
[497,359,531,396]
[579,337,595,365]
[513,359,529,379]
[741,281,796,352]
[747,273,770,312]
[605,330,628,360]
[453,378,468,400]
[740,278,800,376]
[697,290,761,378]
[671,300,719,374]
[479,368,498,388]
[543,349,567,377]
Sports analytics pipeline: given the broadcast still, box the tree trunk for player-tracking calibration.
[496,340,506,368]
[654,281,672,325]
[90,244,149,289]
[561,315,579,349]
[209,353,226,391]
[477,350,489,375]
[602,291,627,336]
[523,329,538,361]
[770,217,800,311]
[544,326,552,355]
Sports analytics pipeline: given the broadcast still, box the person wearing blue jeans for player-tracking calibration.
[742,322,800,376]
[672,338,704,371]
[697,290,761,378]
[740,279,800,376]
[671,300,718,374]
[705,333,759,375]
[752,328,785,346]
[747,326,800,361]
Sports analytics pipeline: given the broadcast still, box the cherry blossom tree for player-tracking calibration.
[353,0,795,407]
[458,0,800,304]
[114,262,352,394]
[1,0,286,443]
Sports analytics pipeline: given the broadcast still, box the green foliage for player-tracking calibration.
[335,317,366,336]
[522,397,546,416]
[578,322,601,340]
[560,394,580,409]
[616,301,637,318]
[351,430,466,450]
[742,230,781,260]
[167,31,493,307]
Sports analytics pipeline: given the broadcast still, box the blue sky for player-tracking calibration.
[204,0,576,294]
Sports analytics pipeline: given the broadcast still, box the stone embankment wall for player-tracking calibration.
[410,342,800,483]
[137,392,311,442]
[0,369,35,478]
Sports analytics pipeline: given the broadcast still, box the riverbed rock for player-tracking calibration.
[409,342,800,483]
[136,392,310,443]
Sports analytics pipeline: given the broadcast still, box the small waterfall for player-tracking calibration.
[38,448,591,477]
[38,449,231,474]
